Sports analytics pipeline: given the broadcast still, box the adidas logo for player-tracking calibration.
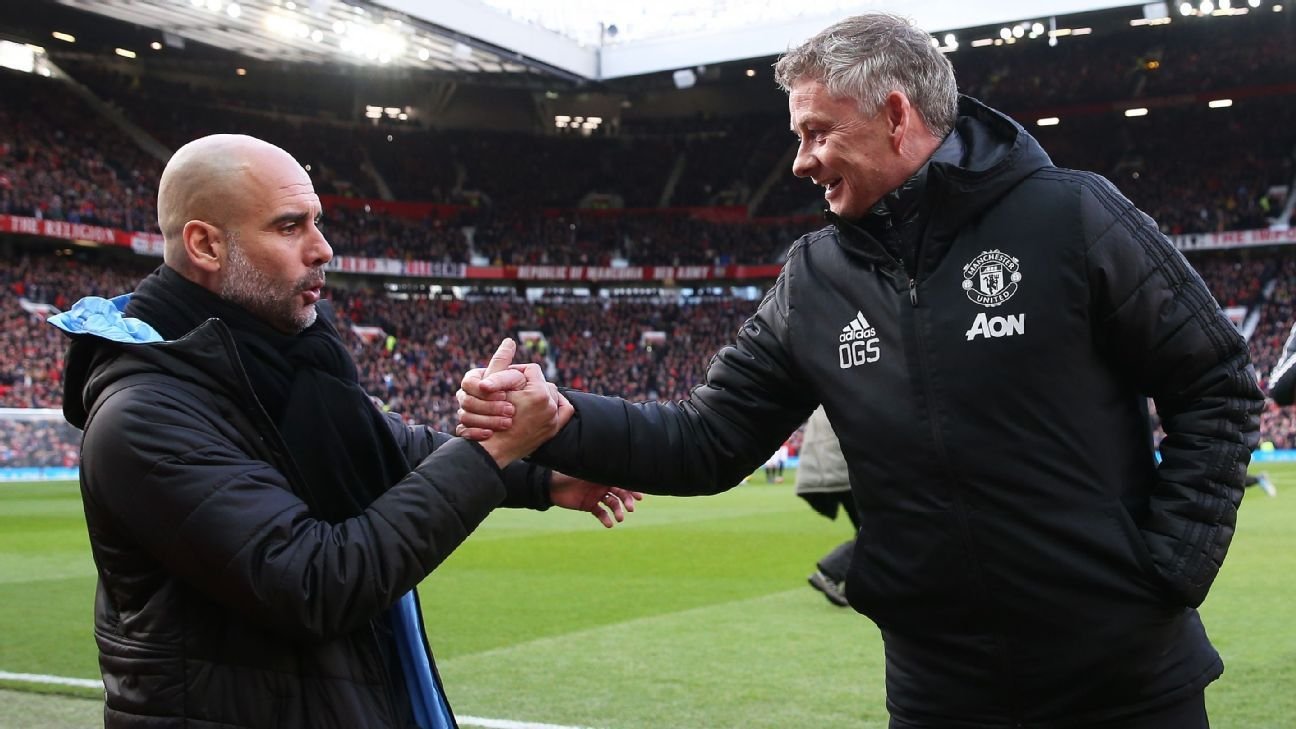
[838,311,873,342]
[838,311,880,368]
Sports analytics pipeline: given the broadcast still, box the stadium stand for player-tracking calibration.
[1,1,1293,468]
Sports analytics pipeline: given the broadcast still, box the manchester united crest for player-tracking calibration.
[961,249,1022,308]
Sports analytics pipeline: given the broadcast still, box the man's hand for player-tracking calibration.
[468,339,569,467]
[550,472,645,528]
[457,339,572,443]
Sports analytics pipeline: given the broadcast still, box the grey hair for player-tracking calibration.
[773,13,958,138]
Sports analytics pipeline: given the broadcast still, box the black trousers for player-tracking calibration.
[803,491,861,581]
[888,691,1208,729]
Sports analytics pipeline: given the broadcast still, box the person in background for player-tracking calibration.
[796,405,857,607]
[49,133,638,729]
[764,440,789,483]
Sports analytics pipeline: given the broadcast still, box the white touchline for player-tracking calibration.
[460,717,596,729]
[0,671,102,689]
[0,671,599,729]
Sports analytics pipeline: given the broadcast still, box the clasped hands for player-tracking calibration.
[457,337,642,528]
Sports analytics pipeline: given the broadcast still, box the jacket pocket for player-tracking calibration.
[844,509,982,631]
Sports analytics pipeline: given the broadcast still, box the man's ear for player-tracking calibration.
[182,220,225,274]
[883,90,911,152]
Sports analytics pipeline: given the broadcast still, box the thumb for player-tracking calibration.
[485,338,516,377]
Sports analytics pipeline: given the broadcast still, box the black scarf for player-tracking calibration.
[126,265,410,523]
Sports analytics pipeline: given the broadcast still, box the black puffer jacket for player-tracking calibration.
[533,98,1264,727]
[60,302,550,728]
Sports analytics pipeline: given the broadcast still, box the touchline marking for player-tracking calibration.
[0,671,101,689]
[0,671,598,729]
[460,718,596,729]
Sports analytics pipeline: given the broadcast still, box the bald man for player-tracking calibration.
[49,134,638,729]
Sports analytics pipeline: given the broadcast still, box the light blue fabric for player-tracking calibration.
[392,591,454,729]
[47,294,164,343]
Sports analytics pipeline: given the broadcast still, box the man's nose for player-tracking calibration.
[308,227,333,266]
[791,140,814,178]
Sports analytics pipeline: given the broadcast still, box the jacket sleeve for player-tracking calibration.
[1268,323,1296,406]
[80,386,509,643]
[1081,173,1264,607]
[531,269,818,494]
[387,412,551,509]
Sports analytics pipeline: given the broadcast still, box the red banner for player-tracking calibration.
[5,213,1289,281]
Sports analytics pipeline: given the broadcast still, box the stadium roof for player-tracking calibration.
[54,0,1150,81]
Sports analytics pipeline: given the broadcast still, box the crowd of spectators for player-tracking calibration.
[2,11,1294,467]
[470,210,804,266]
[0,419,80,469]
[0,70,160,232]
[1,244,1292,469]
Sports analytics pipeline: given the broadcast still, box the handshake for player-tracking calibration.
[456,337,641,528]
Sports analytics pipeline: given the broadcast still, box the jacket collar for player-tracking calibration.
[829,96,1052,274]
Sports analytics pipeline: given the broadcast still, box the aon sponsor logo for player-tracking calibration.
[965,312,1025,341]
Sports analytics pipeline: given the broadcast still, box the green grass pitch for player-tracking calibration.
[2,465,1294,728]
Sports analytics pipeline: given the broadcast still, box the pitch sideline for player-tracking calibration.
[0,671,596,729]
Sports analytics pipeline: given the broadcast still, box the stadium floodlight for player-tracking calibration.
[51,32,75,43]
[1200,0,1215,12]
[114,47,137,59]
[206,0,221,12]
[971,38,995,47]
[226,3,241,19]
[1144,1,1172,17]
[418,48,430,61]
[1180,1,1195,13]
[1208,98,1233,107]
[1012,24,1025,38]
[1037,117,1061,126]
[1220,0,1231,7]
[1124,107,1149,116]
[999,27,1012,39]
[672,68,696,89]
[1249,0,1261,5]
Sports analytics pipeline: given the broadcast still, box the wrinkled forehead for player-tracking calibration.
[240,150,320,216]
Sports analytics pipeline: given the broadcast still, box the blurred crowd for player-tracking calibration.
[0,247,1291,469]
[1,10,1293,467]
[2,8,1290,268]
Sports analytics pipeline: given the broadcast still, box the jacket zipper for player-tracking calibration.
[904,235,1022,725]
